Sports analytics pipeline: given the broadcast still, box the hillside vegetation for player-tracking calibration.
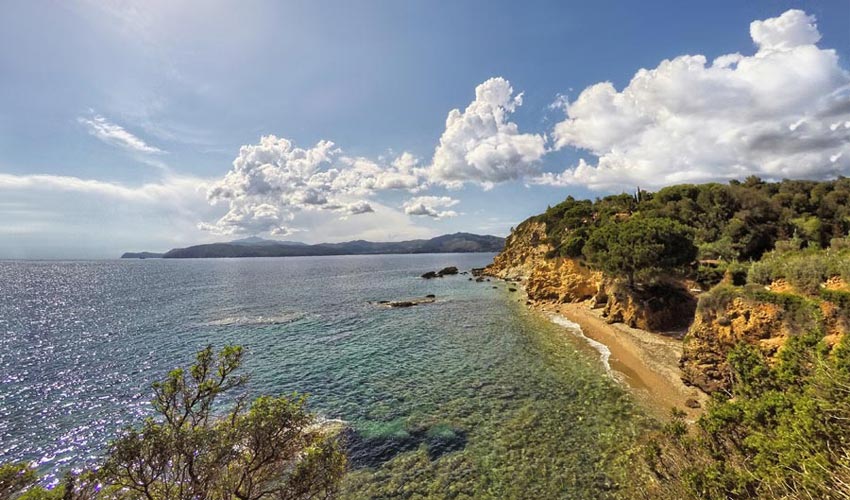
[536,176,850,268]
[504,176,850,499]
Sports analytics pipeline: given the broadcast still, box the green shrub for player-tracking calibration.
[1,346,347,500]
[641,334,850,499]
[747,247,850,294]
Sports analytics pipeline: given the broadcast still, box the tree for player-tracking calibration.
[1,346,347,500]
[582,217,696,286]
[99,345,347,500]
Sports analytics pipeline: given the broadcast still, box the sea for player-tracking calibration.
[0,254,648,499]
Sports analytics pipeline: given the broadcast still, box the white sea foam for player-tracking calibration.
[549,314,612,373]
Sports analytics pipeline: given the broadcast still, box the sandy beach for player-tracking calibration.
[534,300,708,421]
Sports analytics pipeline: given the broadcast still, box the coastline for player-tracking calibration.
[514,288,708,420]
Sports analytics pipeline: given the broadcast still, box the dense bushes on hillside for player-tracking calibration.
[749,245,850,295]
[529,178,850,498]
[534,178,850,275]
[583,217,697,285]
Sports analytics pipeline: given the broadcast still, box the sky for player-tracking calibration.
[1,1,848,258]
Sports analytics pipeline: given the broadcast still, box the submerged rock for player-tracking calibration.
[421,271,438,279]
[374,296,437,308]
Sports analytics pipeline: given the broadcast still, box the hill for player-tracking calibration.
[123,233,505,259]
[486,176,850,498]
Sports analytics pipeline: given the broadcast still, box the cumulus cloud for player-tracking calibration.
[197,203,293,236]
[429,77,546,188]
[402,196,459,218]
[537,9,850,190]
[78,114,164,154]
[751,9,821,51]
[201,135,424,235]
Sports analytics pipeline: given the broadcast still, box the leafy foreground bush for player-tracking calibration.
[636,333,850,499]
[0,346,347,500]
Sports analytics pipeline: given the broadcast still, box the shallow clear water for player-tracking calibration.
[0,255,647,498]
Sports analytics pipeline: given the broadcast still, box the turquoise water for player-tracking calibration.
[0,255,647,498]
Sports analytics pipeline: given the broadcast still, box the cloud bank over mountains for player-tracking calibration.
[198,76,545,235]
[535,9,849,190]
[1,9,847,247]
[402,196,460,219]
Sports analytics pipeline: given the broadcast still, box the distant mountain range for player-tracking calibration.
[120,233,505,259]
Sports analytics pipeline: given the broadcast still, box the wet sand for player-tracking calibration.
[535,300,708,421]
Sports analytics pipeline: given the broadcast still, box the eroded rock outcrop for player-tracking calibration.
[525,258,602,304]
[485,220,695,333]
[602,281,696,331]
[485,221,551,280]
[681,287,849,393]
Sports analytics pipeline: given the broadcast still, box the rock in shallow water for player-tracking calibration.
[421,266,458,278]
[437,266,458,276]
[373,296,437,308]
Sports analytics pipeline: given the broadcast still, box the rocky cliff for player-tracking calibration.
[681,282,850,393]
[485,220,850,397]
[485,221,552,280]
[485,221,695,332]
[485,221,602,303]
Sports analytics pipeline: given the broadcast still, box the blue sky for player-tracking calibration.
[1,1,848,258]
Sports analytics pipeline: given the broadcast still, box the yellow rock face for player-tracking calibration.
[525,258,602,304]
[485,220,602,303]
[681,292,848,393]
[484,221,551,280]
[486,220,693,330]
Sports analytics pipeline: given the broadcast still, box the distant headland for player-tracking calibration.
[121,233,505,259]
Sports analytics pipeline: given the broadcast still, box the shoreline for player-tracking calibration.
[524,295,708,421]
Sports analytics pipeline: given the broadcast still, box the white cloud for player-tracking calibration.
[751,9,821,51]
[0,170,432,257]
[429,77,546,188]
[402,196,459,218]
[202,135,425,235]
[0,172,203,202]
[78,114,164,154]
[538,9,850,190]
[197,202,292,236]
[0,172,219,258]
[339,200,374,215]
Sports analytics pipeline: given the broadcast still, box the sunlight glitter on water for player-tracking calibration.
[0,255,648,497]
